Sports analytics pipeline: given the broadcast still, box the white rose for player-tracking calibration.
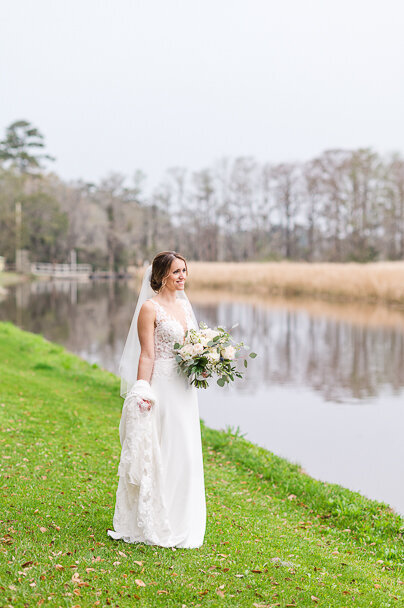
[205,328,220,340]
[221,346,236,360]
[207,350,220,362]
[192,343,204,355]
[180,344,194,357]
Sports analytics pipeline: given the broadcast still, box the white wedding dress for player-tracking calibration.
[107,296,206,548]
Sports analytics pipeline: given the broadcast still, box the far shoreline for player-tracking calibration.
[136,260,404,307]
[3,260,404,307]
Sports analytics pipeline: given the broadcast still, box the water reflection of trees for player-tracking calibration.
[1,282,404,403]
[195,302,404,403]
[0,280,139,374]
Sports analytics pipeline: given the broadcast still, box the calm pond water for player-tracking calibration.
[1,279,404,514]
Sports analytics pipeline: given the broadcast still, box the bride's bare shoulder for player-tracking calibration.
[142,297,156,307]
[138,299,156,321]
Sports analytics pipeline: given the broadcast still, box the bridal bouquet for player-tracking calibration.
[173,322,257,389]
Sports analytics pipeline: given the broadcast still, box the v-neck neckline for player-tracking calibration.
[151,298,188,335]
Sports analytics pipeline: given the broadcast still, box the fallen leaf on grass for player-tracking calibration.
[71,572,89,587]
[39,527,47,533]
[157,590,169,594]
[113,561,121,566]
[252,569,262,573]
[133,560,143,566]
[55,564,64,570]
[21,561,34,568]
[1,534,13,545]
[311,596,319,603]
[216,588,225,598]
[135,579,146,587]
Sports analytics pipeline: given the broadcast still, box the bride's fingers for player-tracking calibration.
[138,398,152,411]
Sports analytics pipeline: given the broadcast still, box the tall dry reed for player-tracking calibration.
[181,261,404,306]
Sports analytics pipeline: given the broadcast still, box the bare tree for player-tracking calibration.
[270,162,301,259]
[383,154,404,259]
[303,158,326,260]
[313,150,351,261]
[189,168,219,260]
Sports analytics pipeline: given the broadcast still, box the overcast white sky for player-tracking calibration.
[1,0,403,189]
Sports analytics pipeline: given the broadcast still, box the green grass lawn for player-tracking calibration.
[0,321,403,607]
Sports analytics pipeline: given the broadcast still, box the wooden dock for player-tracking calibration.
[30,262,92,279]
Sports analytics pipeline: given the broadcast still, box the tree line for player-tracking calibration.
[1,119,403,269]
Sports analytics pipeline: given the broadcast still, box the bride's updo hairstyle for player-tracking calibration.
[150,251,188,293]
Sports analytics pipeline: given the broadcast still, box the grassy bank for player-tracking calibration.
[1,322,403,607]
[170,261,404,307]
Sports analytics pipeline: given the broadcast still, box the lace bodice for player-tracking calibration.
[149,297,194,360]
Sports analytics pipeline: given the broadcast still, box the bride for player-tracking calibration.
[107,251,206,549]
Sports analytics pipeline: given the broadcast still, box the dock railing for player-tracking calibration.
[30,263,92,278]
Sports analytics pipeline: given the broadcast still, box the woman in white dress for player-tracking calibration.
[107,251,206,549]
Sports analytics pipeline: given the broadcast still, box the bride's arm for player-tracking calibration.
[136,301,155,384]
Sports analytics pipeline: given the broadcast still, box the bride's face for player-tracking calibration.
[165,258,187,292]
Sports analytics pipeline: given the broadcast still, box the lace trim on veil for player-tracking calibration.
[112,392,172,544]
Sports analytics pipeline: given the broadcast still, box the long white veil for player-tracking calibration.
[119,263,198,398]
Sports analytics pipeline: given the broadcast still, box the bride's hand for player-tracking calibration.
[138,398,152,412]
